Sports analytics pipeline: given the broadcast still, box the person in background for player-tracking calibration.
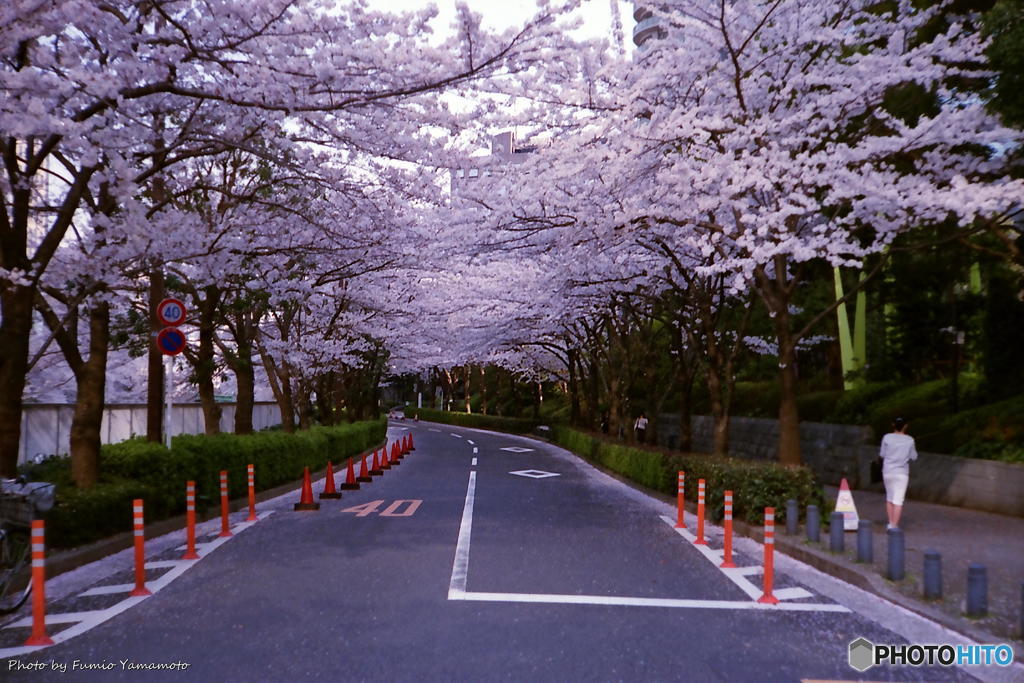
[634,412,649,444]
[879,416,918,530]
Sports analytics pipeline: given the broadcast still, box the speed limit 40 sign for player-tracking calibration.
[157,298,187,326]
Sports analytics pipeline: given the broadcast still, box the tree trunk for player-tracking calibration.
[479,365,488,415]
[146,268,165,443]
[567,348,581,426]
[0,285,34,477]
[258,343,295,433]
[69,302,110,489]
[195,286,222,435]
[776,334,802,466]
[234,359,255,434]
[678,376,693,452]
[296,382,313,430]
[706,358,730,457]
[464,366,472,413]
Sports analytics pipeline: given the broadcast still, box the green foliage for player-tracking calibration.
[29,419,386,550]
[46,479,159,550]
[826,381,901,424]
[549,427,824,526]
[984,0,1024,128]
[410,407,541,434]
[980,270,1024,399]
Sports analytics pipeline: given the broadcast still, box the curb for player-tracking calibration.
[42,444,384,581]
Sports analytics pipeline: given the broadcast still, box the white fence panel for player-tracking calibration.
[18,402,281,466]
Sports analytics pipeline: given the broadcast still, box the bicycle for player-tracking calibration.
[0,477,56,614]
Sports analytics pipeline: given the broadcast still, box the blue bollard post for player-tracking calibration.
[966,564,987,617]
[806,505,820,543]
[856,520,873,563]
[887,528,904,581]
[923,550,942,599]
[830,512,845,553]
[786,499,798,535]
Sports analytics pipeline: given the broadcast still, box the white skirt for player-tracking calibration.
[883,472,909,506]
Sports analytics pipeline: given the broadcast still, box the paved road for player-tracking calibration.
[3,421,1016,681]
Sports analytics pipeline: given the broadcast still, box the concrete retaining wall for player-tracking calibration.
[655,414,1024,517]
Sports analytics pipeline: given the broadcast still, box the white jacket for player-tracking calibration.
[880,432,918,474]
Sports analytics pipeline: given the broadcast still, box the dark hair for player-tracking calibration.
[893,417,908,431]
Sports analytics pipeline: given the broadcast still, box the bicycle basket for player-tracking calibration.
[0,481,55,527]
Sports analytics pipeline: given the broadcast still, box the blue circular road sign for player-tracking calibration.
[157,327,187,356]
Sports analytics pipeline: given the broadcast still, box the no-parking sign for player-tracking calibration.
[156,327,187,356]
[156,298,187,326]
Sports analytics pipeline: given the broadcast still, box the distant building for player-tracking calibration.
[450,131,539,199]
[632,4,666,54]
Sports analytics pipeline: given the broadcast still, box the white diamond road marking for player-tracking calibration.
[500,447,534,453]
[509,470,560,479]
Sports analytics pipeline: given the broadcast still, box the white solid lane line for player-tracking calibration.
[448,471,477,598]
[448,590,850,612]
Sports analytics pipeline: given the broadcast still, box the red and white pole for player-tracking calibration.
[219,471,232,538]
[246,464,257,522]
[720,490,736,568]
[182,481,199,560]
[23,520,53,646]
[757,507,779,604]
[694,479,706,545]
[675,471,685,528]
[130,499,151,597]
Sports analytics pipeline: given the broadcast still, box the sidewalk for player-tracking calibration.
[811,484,1024,649]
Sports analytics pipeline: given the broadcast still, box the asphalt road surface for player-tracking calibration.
[2,421,1015,681]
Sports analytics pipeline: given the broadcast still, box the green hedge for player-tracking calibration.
[549,426,825,526]
[407,407,541,434]
[25,418,386,549]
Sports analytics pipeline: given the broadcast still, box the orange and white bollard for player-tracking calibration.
[757,507,779,604]
[130,499,152,597]
[720,490,736,568]
[182,481,199,560]
[219,471,232,538]
[694,479,706,545]
[246,464,257,522]
[24,520,53,646]
[675,471,685,528]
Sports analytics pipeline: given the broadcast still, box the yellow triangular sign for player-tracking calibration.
[835,477,859,531]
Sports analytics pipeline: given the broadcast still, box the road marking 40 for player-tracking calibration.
[341,500,422,517]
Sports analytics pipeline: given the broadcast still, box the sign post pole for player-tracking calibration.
[165,356,173,450]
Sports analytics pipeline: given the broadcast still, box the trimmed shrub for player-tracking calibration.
[24,418,386,550]
[550,427,824,526]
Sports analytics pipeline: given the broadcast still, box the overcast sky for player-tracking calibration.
[382,0,636,47]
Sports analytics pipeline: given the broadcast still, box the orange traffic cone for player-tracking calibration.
[294,467,321,510]
[320,461,341,500]
[340,457,359,490]
[380,443,392,470]
[357,452,372,482]
[370,448,384,476]
[409,434,416,451]
[390,442,400,465]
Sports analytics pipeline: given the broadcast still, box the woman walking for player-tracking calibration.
[879,417,918,530]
